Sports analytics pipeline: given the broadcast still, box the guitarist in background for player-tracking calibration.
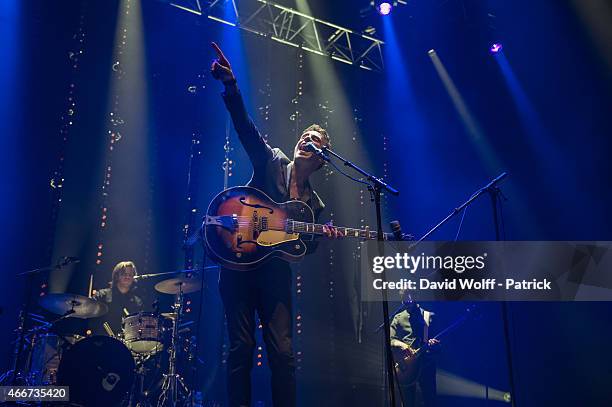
[210,42,342,407]
[391,289,440,407]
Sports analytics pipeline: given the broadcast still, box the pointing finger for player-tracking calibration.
[211,42,229,65]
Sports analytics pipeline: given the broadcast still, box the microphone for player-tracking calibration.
[57,256,80,267]
[304,142,329,161]
[133,273,156,281]
[304,142,322,154]
[483,171,508,191]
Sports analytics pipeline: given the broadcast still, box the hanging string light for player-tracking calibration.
[95,0,132,274]
[292,49,306,372]
[44,7,87,297]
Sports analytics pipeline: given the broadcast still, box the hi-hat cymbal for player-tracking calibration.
[154,276,202,295]
[39,293,108,319]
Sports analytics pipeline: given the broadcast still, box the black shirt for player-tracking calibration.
[93,287,143,335]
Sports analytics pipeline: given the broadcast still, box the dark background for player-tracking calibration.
[1,0,612,405]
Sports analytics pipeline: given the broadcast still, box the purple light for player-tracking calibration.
[490,42,503,54]
[378,2,392,16]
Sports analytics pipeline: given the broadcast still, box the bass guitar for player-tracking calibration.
[203,186,396,270]
[393,305,477,386]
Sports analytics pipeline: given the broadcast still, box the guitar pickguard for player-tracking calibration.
[257,230,299,246]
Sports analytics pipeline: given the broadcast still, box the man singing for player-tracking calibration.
[210,42,342,407]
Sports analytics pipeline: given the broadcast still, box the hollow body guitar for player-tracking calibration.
[204,186,394,271]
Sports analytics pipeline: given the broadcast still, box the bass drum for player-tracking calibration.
[57,335,135,407]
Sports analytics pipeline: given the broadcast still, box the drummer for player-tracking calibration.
[93,261,144,335]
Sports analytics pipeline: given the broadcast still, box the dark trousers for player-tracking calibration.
[219,260,295,407]
[399,360,437,407]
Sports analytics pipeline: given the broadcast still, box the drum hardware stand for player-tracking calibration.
[3,257,78,386]
[0,307,78,387]
[158,284,190,407]
[129,353,155,407]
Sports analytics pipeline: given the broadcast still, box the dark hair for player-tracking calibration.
[302,124,331,146]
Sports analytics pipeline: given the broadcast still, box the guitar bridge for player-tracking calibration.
[261,217,269,231]
[204,214,238,231]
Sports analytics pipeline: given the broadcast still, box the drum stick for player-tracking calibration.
[123,308,129,317]
[103,322,115,337]
[88,274,94,298]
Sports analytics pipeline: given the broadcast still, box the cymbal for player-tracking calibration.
[39,293,108,319]
[154,276,202,295]
[161,312,178,320]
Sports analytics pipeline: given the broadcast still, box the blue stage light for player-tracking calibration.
[490,42,503,54]
[378,2,393,16]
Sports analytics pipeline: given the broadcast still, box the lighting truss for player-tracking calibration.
[168,0,385,72]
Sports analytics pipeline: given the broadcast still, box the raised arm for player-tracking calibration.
[211,42,272,167]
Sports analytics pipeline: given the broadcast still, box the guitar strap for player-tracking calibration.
[286,162,292,192]
[421,308,433,342]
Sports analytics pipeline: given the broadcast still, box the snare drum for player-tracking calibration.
[122,312,165,354]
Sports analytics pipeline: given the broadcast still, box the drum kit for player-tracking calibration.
[2,269,214,407]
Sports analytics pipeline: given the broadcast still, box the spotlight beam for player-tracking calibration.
[428,49,503,172]
[437,369,511,402]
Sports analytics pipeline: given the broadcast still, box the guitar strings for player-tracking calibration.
[226,215,382,237]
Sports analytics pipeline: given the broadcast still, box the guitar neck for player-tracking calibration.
[285,220,393,241]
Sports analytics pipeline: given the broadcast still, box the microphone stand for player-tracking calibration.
[409,172,508,249]
[134,267,213,281]
[408,172,516,406]
[317,146,400,407]
[489,185,517,407]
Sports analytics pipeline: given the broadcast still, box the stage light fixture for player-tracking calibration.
[490,42,503,54]
[370,1,393,16]
[378,2,393,16]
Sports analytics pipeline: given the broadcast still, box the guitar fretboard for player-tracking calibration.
[285,220,392,241]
